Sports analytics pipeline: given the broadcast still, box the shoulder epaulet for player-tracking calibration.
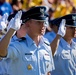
[44,41,50,46]
[18,37,26,42]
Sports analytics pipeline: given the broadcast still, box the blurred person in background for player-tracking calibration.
[44,18,59,43]
[22,0,36,10]
[44,7,55,33]
[53,0,73,18]
[11,0,23,13]
[0,0,13,16]
[42,0,56,8]
[71,6,76,13]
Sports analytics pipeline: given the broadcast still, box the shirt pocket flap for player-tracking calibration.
[61,51,71,59]
[44,54,50,61]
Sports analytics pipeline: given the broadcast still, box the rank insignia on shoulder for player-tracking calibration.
[18,37,26,42]
[44,42,50,46]
[25,53,32,55]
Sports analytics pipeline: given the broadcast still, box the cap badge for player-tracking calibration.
[40,8,45,17]
[72,16,76,26]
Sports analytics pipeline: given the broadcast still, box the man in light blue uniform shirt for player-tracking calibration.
[0,13,9,75]
[51,14,76,75]
[44,18,59,43]
[0,6,55,75]
[0,10,26,75]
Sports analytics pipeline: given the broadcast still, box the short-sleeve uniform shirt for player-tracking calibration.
[7,34,55,75]
[44,31,56,43]
[51,38,76,75]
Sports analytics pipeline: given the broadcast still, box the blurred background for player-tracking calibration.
[1,0,76,19]
[0,0,76,37]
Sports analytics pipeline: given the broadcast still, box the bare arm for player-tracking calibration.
[50,19,66,56]
[0,10,22,57]
[47,72,51,75]
[0,28,15,56]
[50,34,61,55]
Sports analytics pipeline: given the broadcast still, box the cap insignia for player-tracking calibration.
[72,16,76,26]
[40,8,45,17]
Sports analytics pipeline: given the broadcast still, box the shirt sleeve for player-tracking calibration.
[7,42,21,60]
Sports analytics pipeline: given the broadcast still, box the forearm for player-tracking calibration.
[47,72,51,75]
[0,28,15,56]
[50,34,61,55]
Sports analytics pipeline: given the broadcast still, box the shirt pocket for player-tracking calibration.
[22,54,36,75]
[61,51,71,60]
[40,54,51,74]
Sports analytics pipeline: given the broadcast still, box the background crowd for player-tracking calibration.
[0,0,76,37]
[0,0,76,75]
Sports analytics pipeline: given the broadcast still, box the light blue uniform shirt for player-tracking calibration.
[11,35,26,42]
[51,38,76,75]
[0,35,11,75]
[73,38,76,42]
[0,58,7,74]
[0,58,11,75]
[0,35,26,75]
[7,34,54,75]
[11,35,19,42]
[44,31,56,43]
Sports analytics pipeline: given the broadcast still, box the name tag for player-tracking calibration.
[25,53,32,55]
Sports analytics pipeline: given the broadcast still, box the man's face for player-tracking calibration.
[65,26,76,38]
[28,19,47,36]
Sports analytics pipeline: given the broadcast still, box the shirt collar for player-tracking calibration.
[60,38,76,49]
[25,34,50,47]
[11,35,18,42]
[25,34,35,47]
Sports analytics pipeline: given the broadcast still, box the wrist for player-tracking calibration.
[9,28,16,31]
[56,34,62,38]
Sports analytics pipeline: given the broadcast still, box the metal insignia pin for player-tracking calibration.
[72,16,76,26]
[40,8,44,17]
[72,16,76,20]
[27,64,33,70]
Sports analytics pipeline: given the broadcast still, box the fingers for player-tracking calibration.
[7,11,22,31]
[20,20,22,24]
[9,18,14,25]
[14,10,22,20]
[57,19,66,37]
[60,19,66,27]
[2,13,8,21]
[7,18,14,31]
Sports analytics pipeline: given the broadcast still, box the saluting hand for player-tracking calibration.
[57,19,66,37]
[8,10,22,31]
[0,13,8,31]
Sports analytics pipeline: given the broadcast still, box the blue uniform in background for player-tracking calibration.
[0,2,13,16]
[73,38,76,42]
[51,38,76,75]
[6,34,54,75]
[44,31,56,43]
